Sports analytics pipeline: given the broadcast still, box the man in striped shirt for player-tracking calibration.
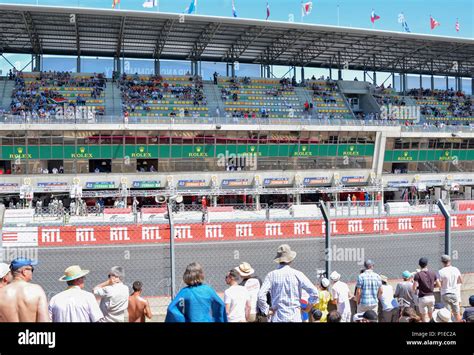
[257,244,319,322]
[355,259,382,314]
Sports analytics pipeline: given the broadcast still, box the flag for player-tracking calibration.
[112,0,120,8]
[455,19,460,32]
[301,1,313,17]
[402,21,411,33]
[232,0,237,18]
[143,0,158,8]
[430,16,440,30]
[371,10,380,24]
[266,2,270,20]
[186,0,197,14]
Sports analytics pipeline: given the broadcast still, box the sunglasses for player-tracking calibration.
[24,266,34,272]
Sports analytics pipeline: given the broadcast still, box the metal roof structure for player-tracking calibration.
[0,4,473,77]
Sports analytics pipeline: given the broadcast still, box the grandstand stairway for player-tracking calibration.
[105,80,121,117]
[203,81,223,118]
[295,86,313,115]
[0,78,14,110]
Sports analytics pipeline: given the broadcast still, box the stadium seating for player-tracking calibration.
[119,74,209,118]
[217,76,302,119]
[305,80,352,120]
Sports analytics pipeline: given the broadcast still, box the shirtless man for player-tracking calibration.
[0,258,49,322]
[128,281,152,322]
[0,263,12,288]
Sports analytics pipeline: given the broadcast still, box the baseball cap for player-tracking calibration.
[353,310,378,322]
[321,278,330,288]
[10,258,38,271]
[402,270,412,279]
[0,263,10,278]
[364,259,374,268]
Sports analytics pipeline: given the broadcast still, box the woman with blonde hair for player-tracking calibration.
[165,262,227,322]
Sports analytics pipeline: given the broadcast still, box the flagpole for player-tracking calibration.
[337,4,340,26]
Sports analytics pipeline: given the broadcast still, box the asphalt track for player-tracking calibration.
[28,230,473,300]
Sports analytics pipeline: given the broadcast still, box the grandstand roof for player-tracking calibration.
[0,4,473,77]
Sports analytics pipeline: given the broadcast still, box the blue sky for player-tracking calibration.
[2,0,472,38]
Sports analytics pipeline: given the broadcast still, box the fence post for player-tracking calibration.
[167,202,176,299]
[319,202,331,278]
[437,200,451,256]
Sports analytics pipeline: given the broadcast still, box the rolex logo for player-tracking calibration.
[404,151,409,157]
[350,146,354,151]
[196,147,202,153]
[302,146,307,152]
[445,151,449,156]
[79,147,85,153]
[17,147,23,154]
[250,146,255,152]
[139,146,145,153]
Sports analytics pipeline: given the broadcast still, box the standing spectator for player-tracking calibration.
[462,296,474,322]
[330,271,353,322]
[128,281,152,323]
[355,259,382,315]
[165,262,227,322]
[327,310,342,323]
[224,269,251,322]
[312,278,331,322]
[257,244,319,322]
[201,196,207,210]
[438,254,463,322]
[351,194,357,207]
[413,257,440,322]
[93,266,129,323]
[0,263,12,288]
[235,262,263,322]
[49,265,103,322]
[394,270,416,309]
[0,258,49,322]
[379,275,399,322]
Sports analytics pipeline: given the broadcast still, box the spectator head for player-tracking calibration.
[327,310,342,323]
[400,307,421,323]
[364,259,374,270]
[0,263,12,285]
[432,308,452,323]
[311,309,323,322]
[441,254,451,265]
[108,266,124,282]
[402,270,412,280]
[274,244,296,265]
[183,262,204,286]
[469,295,474,307]
[380,275,388,285]
[418,257,428,268]
[354,310,378,323]
[225,269,240,285]
[234,262,255,279]
[59,265,89,287]
[329,271,341,283]
[320,278,330,290]
[132,281,143,293]
[10,258,38,281]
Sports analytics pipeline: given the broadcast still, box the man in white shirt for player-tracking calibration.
[49,265,103,322]
[235,262,261,322]
[93,266,129,322]
[378,275,399,322]
[224,269,251,322]
[438,255,463,321]
[329,271,352,323]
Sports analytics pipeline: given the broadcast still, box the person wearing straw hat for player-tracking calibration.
[235,262,264,322]
[257,244,319,322]
[0,263,12,288]
[0,258,49,322]
[49,265,103,323]
[431,307,452,323]
[329,271,353,323]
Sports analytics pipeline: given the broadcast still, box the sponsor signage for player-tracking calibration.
[293,145,313,157]
[303,177,329,186]
[221,179,250,187]
[341,176,366,184]
[37,182,68,191]
[397,151,414,161]
[177,180,206,188]
[131,146,152,158]
[85,181,115,189]
[132,181,160,188]
[35,214,474,247]
[342,145,360,156]
[387,180,410,187]
[263,178,290,186]
[0,183,19,191]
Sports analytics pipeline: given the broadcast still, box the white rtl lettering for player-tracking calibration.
[235,224,254,238]
[75,228,96,242]
[450,216,459,228]
[398,218,413,231]
[294,222,311,235]
[142,226,161,240]
[422,217,436,230]
[265,223,283,236]
[110,227,130,241]
[467,215,474,227]
[321,221,339,234]
[41,229,63,243]
[373,219,389,232]
[205,225,224,238]
[348,220,364,233]
[174,226,193,239]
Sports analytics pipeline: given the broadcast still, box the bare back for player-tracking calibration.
[128,294,151,323]
[0,280,49,322]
